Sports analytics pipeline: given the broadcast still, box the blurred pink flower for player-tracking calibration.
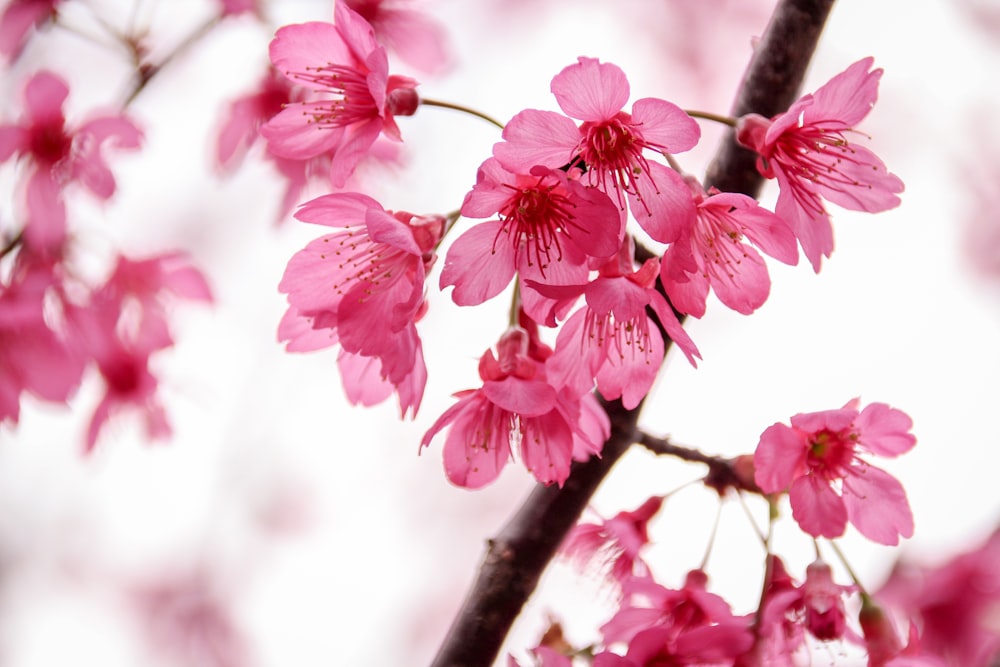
[600,570,744,647]
[762,559,854,644]
[344,0,453,74]
[736,58,903,271]
[660,178,798,317]
[261,2,419,187]
[0,70,142,252]
[72,253,212,451]
[0,257,83,423]
[562,495,664,587]
[754,399,916,545]
[876,529,1000,667]
[496,57,699,244]
[0,0,61,61]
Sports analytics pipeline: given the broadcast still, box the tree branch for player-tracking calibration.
[430,1,835,665]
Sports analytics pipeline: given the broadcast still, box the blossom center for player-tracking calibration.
[497,174,578,275]
[291,64,378,128]
[806,429,856,478]
[28,120,70,167]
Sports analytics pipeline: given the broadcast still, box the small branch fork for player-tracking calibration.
[430,1,836,665]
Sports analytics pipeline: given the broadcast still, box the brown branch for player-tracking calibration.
[635,431,761,497]
[429,1,835,665]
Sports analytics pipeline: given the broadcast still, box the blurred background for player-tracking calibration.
[1,0,999,664]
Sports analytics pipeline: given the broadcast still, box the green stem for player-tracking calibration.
[420,98,505,130]
[685,109,739,127]
[828,539,869,596]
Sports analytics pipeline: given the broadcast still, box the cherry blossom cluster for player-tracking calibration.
[512,398,923,666]
[0,66,212,450]
[270,3,903,491]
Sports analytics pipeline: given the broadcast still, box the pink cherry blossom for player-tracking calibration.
[278,192,443,416]
[343,0,453,74]
[601,570,745,647]
[0,257,84,424]
[440,157,621,307]
[762,559,854,645]
[421,328,591,488]
[562,495,664,587]
[495,57,699,244]
[538,239,700,410]
[876,528,1000,667]
[0,0,61,61]
[660,178,798,317]
[71,253,212,451]
[593,621,753,667]
[754,399,916,545]
[736,58,904,271]
[0,70,142,252]
[261,2,419,187]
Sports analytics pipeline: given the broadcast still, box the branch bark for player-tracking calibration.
[430,1,835,665]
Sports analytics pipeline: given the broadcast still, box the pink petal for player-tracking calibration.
[24,168,66,250]
[439,221,516,306]
[595,321,663,410]
[328,117,382,187]
[295,191,381,227]
[260,104,345,159]
[810,144,903,213]
[438,396,511,489]
[482,376,556,416]
[24,70,67,123]
[804,57,881,128]
[520,410,574,486]
[647,292,700,367]
[709,244,771,315]
[753,422,806,492]
[789,474,848,539]
[843,465,914,545]
[551,57,629,121]
[855,402,916,457]
[494,109,580,172]
[269,22,355,84]
[631,97,700,153]
[277,307,338,352]
[365,208,420,255]
[0,124,28,161]
[627,161,696,244]
[333,1,380,63]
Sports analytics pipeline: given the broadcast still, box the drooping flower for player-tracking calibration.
[600,570,745,647]
[261,2,419,187]
[736,57,904,271]
[278,192,443,416]
[421,327,591,488]
[495,57,699,244]
[0,70,143,252]
[0,0,62,61]
[593,620,753,667]
[562,495,664,587]
[660,177,798,317]
[440,157,621,307]
[762,559,854,646]
[538,238,700,410]
[754,399,916,545]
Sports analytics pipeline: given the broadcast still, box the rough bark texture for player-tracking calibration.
[430,1,836,665]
